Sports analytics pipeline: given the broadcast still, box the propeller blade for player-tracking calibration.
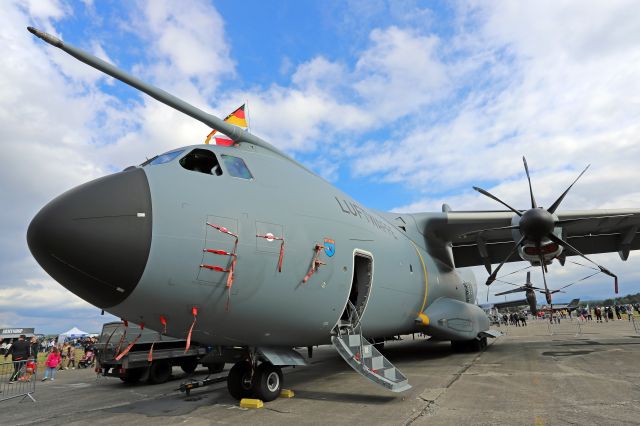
[458,224,520,239]
[473,186,523,216]
[567,259,599,272]
[522,157,537,209]
[546,232,619,294]
[537,243,552,304]
[494,286,527,296]
[486,235,527,285]
[556,271,601,290]
[547,164,590,213]
[498,265,534,279]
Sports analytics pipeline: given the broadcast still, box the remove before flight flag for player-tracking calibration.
[205,104,248,146]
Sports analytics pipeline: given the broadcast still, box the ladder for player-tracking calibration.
[331,301,411,393]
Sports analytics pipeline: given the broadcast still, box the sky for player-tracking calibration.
[2,0,640,334]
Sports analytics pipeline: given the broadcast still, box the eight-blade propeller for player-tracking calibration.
[467,157,622,294]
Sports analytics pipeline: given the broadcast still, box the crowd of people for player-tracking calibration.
[576,304,638,323]
[490,303,639,327]
[3,335,98,383]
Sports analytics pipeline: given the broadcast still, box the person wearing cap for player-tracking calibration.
[5,334,31,383]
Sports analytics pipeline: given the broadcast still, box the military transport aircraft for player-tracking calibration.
[493,271,592,314]
[26,27,640,402]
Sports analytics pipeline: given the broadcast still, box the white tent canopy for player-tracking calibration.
[58,327,89,341]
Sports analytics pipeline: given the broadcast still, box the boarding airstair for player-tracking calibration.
[331,301,411,392]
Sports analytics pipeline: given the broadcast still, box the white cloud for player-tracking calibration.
[0,0,235,333]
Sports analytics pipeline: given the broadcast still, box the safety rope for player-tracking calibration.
[303,243,326,283]
[115,322,144,361]
[256,233,285,272]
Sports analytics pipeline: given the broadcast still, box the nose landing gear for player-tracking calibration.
[227,360,283,402]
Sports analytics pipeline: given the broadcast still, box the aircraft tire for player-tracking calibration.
[480,337,488,350]
[450,340,466,352]
[227,361,255,400]
[467,339,482,352]
[147,360,172,384]
[253,362,283,402]
[206,362,225,374]
[180,357,199,374]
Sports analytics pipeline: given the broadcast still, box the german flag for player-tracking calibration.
[205,104,247,145]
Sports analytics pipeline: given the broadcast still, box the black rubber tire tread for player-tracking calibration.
[119,368,143,383]
[227,361,255,400]
[147,360,172,384]
[206,362,225,374]
[180,357,199,374]
[253,362,283,402]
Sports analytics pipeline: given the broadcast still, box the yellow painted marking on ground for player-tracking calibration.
[534,415,546,426]
[280,389,295,398]
[239,398,263,409]
[409,241,429,313]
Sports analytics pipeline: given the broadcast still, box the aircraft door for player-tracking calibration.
[340,250,374,325]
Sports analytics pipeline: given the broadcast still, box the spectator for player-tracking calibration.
[59,342,69,370]
[627,305,634,321]
[4,334,31,383]
[595,306,603,323]
[614,305,622,320]
[42,347,62,381]
[30,336,39,363]
[67,344,76,369]
[519,312,527,326]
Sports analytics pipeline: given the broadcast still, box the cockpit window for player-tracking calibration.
[141,149,185,166]
[180,148,222,176]
[221,155,253,180]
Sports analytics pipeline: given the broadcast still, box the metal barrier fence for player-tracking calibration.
[547,320,583,337]
[0,359,36,403]
[632,316,640,335]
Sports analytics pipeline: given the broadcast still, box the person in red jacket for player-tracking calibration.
[42,347,61,381]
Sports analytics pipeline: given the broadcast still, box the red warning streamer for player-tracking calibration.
[115,322,144,361]
[202,222,241,310]
[256,234,285,272]
[303,244,326,283]
[148,316,168,362]
[206,222,238,238]
[185,307,198,353]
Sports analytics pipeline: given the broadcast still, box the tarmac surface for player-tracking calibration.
[3,318,640,425]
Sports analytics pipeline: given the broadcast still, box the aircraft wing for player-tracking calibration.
[421,209,640,269]
[491,299,529,310]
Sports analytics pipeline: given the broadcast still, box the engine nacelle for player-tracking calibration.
[420,297,489,341]
[518,240,563,264]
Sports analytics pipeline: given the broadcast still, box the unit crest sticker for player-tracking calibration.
[323,238,335,257]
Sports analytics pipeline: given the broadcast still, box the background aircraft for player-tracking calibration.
[26,27,640,402]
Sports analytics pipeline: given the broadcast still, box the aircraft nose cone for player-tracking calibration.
[27,168,152,308]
